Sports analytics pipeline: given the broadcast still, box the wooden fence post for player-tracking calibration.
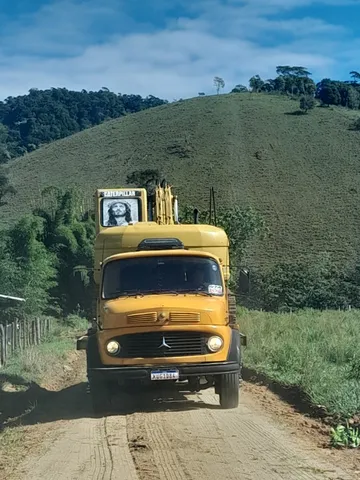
[36,318,41,345]
[0,316,55,367]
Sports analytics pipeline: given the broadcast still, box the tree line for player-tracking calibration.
[0,88,167,162]
[211,66,360,113]
[0,68,359,164]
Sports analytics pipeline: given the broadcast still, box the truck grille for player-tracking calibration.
[169,312,200,323]
[127,312,157,324]
[117,331,207,358]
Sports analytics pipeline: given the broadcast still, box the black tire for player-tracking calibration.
[89,381,112,415]
[218,373,239,409]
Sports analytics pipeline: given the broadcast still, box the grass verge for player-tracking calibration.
[239,308,360,446]
[1,315,87,385]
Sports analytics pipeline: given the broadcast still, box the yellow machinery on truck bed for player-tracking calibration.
[77,183,246,412]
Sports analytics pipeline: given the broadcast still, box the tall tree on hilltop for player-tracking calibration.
[292,66,312,77]
[276,66,292,77]
[214,76,225,94]
[231,84,248,93]
[249,75,264,92]
[316,79,342,106]
[274,75,286,92]
[350,71,360,83]
[274,66,314,96]
[261,80,276,93]
[276,66,311,78]
[299,95,316,113]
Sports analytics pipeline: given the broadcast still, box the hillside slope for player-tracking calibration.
[4,93,360,269]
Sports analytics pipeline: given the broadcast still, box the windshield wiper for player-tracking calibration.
[107,291,145,299]
[107,288,215,299]
[177,289,213,296]
[142,289,180,296]
[107,289,180,299]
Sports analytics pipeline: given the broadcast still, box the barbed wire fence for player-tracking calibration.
[0,293,54,368]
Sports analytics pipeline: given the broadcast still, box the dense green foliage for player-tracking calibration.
[245,66,316,96]
[0,187,95,323]
[299,95,316,113]
[248,254,360,312]
[239,66,360,112]
[0,88,166,159]
[241,308,360,418]
[0,215,57,321]
[33,187,95,316]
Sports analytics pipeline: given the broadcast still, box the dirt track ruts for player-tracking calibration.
[5,354,358,480]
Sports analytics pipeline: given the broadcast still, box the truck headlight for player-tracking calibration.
[206,336,223,353]
[106,340,120,355]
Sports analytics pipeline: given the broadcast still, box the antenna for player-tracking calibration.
[193,208,199,224]
[209,187,217,226]
[212,187,217,226]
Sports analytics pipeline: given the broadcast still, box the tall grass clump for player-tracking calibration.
[239,308,360,418]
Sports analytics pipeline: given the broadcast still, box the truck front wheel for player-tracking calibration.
[218,373,239,409]
[89,380,112,415]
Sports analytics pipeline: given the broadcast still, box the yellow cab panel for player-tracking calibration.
[94,223,230,285]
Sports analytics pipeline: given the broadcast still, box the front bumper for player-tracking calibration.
[88,360,240,382]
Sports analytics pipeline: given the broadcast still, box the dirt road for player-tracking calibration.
[3,353,358,480]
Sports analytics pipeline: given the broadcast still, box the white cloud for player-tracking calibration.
[0,0,356,100]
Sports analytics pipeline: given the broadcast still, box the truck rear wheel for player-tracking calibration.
[218,373,239,409]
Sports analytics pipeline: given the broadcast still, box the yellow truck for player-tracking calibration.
[77,184,247,412]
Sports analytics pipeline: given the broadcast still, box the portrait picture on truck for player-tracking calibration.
[77,183,247,412]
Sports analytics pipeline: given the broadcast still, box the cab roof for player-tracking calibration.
[102,248,221,266]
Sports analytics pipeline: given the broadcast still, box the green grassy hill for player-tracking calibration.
[4,93,360,269]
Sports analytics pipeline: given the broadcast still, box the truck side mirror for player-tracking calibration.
[239,333,247,347]
[76,335,88,350]
[238,268,250,294]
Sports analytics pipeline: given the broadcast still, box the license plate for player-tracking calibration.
[150,369,179,381]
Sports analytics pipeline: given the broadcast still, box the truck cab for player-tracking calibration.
[77,186,245,412]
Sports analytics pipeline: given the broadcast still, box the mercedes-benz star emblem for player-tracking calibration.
[158,336,171,349]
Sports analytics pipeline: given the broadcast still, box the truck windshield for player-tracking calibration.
[102,255,224,299]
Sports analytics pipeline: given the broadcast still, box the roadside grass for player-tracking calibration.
[1,315,88,384]
[239,308,360,420]
[0,314,88,477]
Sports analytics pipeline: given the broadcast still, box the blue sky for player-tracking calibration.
[0,0,359,100]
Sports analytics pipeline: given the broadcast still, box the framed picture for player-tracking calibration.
[101,198,140,226]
